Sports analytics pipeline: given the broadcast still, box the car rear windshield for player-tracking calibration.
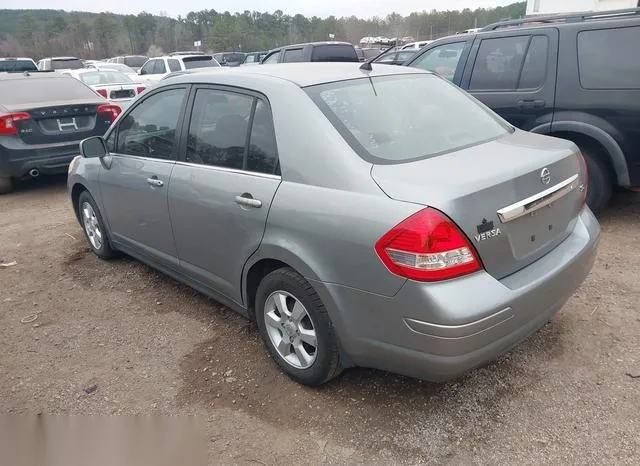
[305,74,510,164]
[51,58,83,70]
[183,56,221,69]
[0,77,98,105]
[0,60,37,72]
[123,56,148,68]
[311,45,359,62]
[221,53,245,63]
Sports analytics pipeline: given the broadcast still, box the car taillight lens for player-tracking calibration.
[136,86,146,94]
[375,207,482,281]
[96,89,108,98]
[97,104,122,123]
[0,112,31,135]
[577,153,588,205]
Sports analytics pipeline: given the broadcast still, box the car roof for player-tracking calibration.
[166,62,427,88]
[47,56,80,60]
[284,41,352,48]
[0,72,66,81]
[0,57,34,61]
[159,54,212,59]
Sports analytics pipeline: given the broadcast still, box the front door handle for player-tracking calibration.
[146,176,164,187]
[517,99,546,109]
[235,193,262,208]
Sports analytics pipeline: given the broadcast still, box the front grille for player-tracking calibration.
[110,89,135,99]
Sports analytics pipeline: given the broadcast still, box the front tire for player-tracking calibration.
[0,177,14,194]
[77,190,116,260]
[255,268,342,386]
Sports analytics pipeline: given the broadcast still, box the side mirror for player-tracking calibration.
[80,136,107,158]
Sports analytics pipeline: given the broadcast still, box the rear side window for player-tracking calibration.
[186,89,253,170]
[0,77,99,105]
[0,60,37,72]
[247,100,278,174]
[469,36,529,90]
[51,58,83,70]
[283,48,304,63]
[578,26,640,90]
[168,59,181,72]
[306,74,510,164]
[183,56,220,69]
[518,36,548,89]
[311,45,359,62]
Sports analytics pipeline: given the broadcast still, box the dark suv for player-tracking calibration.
[405,8,640,213]
[261,42,359,64]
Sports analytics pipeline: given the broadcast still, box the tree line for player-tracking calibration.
[0,3,525,59]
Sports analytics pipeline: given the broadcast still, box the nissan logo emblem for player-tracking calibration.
[540,167,551,185]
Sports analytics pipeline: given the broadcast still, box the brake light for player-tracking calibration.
[97,104,122,123]
[96,88,108,98]
[577,153,589,205]
[0,112,31,135]
[136,86,146,94]
[375,207,482,281]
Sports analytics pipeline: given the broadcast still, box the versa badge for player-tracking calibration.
[475,218,502,243]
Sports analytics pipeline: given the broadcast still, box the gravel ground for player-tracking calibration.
[1,175,639,465]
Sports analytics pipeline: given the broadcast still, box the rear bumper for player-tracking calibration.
[311,208,600,381]
[0,141,81,177]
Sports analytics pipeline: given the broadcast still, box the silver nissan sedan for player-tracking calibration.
[68,63,600,386]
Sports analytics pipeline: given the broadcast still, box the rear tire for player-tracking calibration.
[255,267,343,386]
[0,177,14,194]
[582,149,613,215]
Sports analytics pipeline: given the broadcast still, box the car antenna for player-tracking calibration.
[360,60,373,71]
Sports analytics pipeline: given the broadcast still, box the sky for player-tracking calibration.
[13,0,517,19]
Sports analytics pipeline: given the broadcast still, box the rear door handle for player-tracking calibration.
[517,99,546,109]
[235,194,262,208]
[146,176,164,187]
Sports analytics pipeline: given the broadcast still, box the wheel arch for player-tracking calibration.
[531,121,630,187]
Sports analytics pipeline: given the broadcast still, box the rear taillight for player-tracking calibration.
[375,207,482,281]
[96,88,108,98]
[0,112,31,135]
[577,153,589,205]
[97,104,122,123]
[136,86,146,94]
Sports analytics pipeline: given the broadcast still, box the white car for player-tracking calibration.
[401,40,434,50]
[64,69,145,108]
[0,57,37,73]
[137,55,220,84]
[84,62,141,83]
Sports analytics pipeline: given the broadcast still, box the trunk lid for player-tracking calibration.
[371,131,585,279]
[8,102,114,145]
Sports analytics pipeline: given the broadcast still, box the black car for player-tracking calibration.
[213,52,246,67]
[261,41,359,64]
[0,73,121,193]
[404,7,640,213]
[373,49,416,65]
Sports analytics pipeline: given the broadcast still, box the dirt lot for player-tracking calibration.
[1,175,639,464]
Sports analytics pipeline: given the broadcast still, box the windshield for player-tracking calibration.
[306,74,510,164]
[79,71,133,85]
[0,60,37,72]
[183,56,220,69]
[123,56,147,68]
[0,77,99,105]
[311,45,359,62]
[51,58,83,70]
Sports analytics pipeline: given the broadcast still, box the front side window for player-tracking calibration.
[306,74,510,164]
[116,88,186,159]
[139,60,154,75]
[153,60,167,74]
[578,26,640,90]
[186,89,253,169]
[263,51,280,64]
[410,42,465,81]
[469,36,529,90]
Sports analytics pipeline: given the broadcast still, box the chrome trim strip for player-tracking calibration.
[497,174,579,224]
[403,307,514,339]
[174,161,281,180]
